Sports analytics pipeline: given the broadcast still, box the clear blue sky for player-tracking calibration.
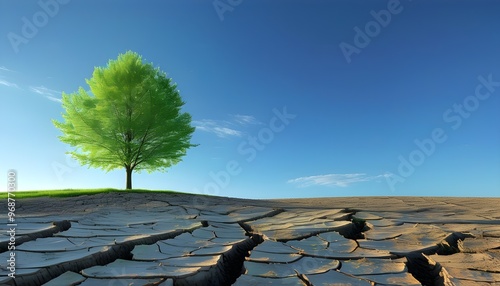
[1,0,499,199]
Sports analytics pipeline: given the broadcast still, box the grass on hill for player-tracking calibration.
[0,188,186,200]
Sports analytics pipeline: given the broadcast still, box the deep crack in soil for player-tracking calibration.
[404,232,475,286]
[175,234,265,286]
[4,223,202,286]
[0,221,71,252]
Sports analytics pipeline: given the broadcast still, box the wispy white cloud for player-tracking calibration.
[193,119,243,138]
[0,79,19,88]
[287,173,389,188]
[0,66,15,72]
[194,114,261,138]
[30,85,62,103]
[46,96,63,103]
[232,114,262,125]
[30,86,60,96]
[0,68,62,103]
[0,67,19,89]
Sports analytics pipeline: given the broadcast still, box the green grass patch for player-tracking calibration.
[0,188,186,200]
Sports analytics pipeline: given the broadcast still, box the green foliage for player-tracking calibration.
[53,51,197,188]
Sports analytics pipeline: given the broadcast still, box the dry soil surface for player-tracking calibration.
[1,192,499,285]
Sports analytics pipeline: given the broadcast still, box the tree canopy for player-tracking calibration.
[53,51,196,189]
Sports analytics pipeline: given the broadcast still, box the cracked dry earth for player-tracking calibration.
[1,193,500,286]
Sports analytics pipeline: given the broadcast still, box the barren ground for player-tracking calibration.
[1,192,499,285]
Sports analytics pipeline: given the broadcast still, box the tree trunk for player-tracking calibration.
[126,165,132,189]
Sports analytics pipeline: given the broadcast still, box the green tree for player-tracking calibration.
[53,51,196,189]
